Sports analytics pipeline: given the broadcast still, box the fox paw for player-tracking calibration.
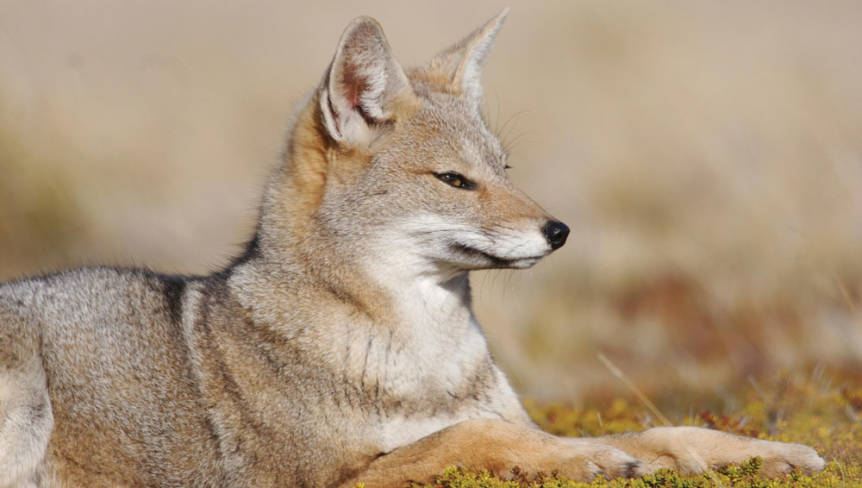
[627,427,825,477]
[558,441,643,481]
[758,441,825,476]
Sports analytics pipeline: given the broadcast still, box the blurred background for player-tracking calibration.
[1,1,860,414]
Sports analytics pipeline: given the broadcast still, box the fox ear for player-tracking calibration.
[427,8,509,105]
[320,17,411,147]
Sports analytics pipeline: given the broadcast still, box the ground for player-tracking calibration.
[401,371,862,487]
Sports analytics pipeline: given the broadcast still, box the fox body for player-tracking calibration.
[0,10,824,488]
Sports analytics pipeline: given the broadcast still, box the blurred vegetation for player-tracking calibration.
[0,102,87,278]
[405,372,862,487]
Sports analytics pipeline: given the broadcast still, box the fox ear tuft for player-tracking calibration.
[320,17,411,147]
[428,8,509,105]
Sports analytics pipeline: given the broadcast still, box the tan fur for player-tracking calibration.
[339,419,642,488]
[0,11,823,488]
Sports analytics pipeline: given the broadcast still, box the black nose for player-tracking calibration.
[542,220,570,250]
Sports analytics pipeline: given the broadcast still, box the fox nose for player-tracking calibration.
[543,220,570,250]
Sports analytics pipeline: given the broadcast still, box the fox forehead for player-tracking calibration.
[384,86,508,175]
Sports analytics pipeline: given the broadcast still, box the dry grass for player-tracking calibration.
[1,0,860,403]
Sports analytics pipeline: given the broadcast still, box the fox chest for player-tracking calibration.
[330,320,519,452]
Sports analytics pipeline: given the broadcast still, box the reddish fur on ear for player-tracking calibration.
[320,17,414,147]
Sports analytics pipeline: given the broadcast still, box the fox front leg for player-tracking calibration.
[341,419,644,488]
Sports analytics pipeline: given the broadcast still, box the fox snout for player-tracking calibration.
[543,220,570,250]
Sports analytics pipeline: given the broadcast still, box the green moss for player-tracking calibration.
[412,459,858,488]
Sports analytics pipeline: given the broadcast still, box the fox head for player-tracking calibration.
[259,10,568,282]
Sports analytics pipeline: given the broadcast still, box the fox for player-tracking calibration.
[0,9,825,488]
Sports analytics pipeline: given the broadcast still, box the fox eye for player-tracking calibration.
[434,172,477,190]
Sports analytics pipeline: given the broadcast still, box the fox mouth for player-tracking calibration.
[450,243,544,269]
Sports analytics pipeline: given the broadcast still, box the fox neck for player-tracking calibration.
[365,250,476,333]
[259,221,476,334]
[253,210,477,338]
